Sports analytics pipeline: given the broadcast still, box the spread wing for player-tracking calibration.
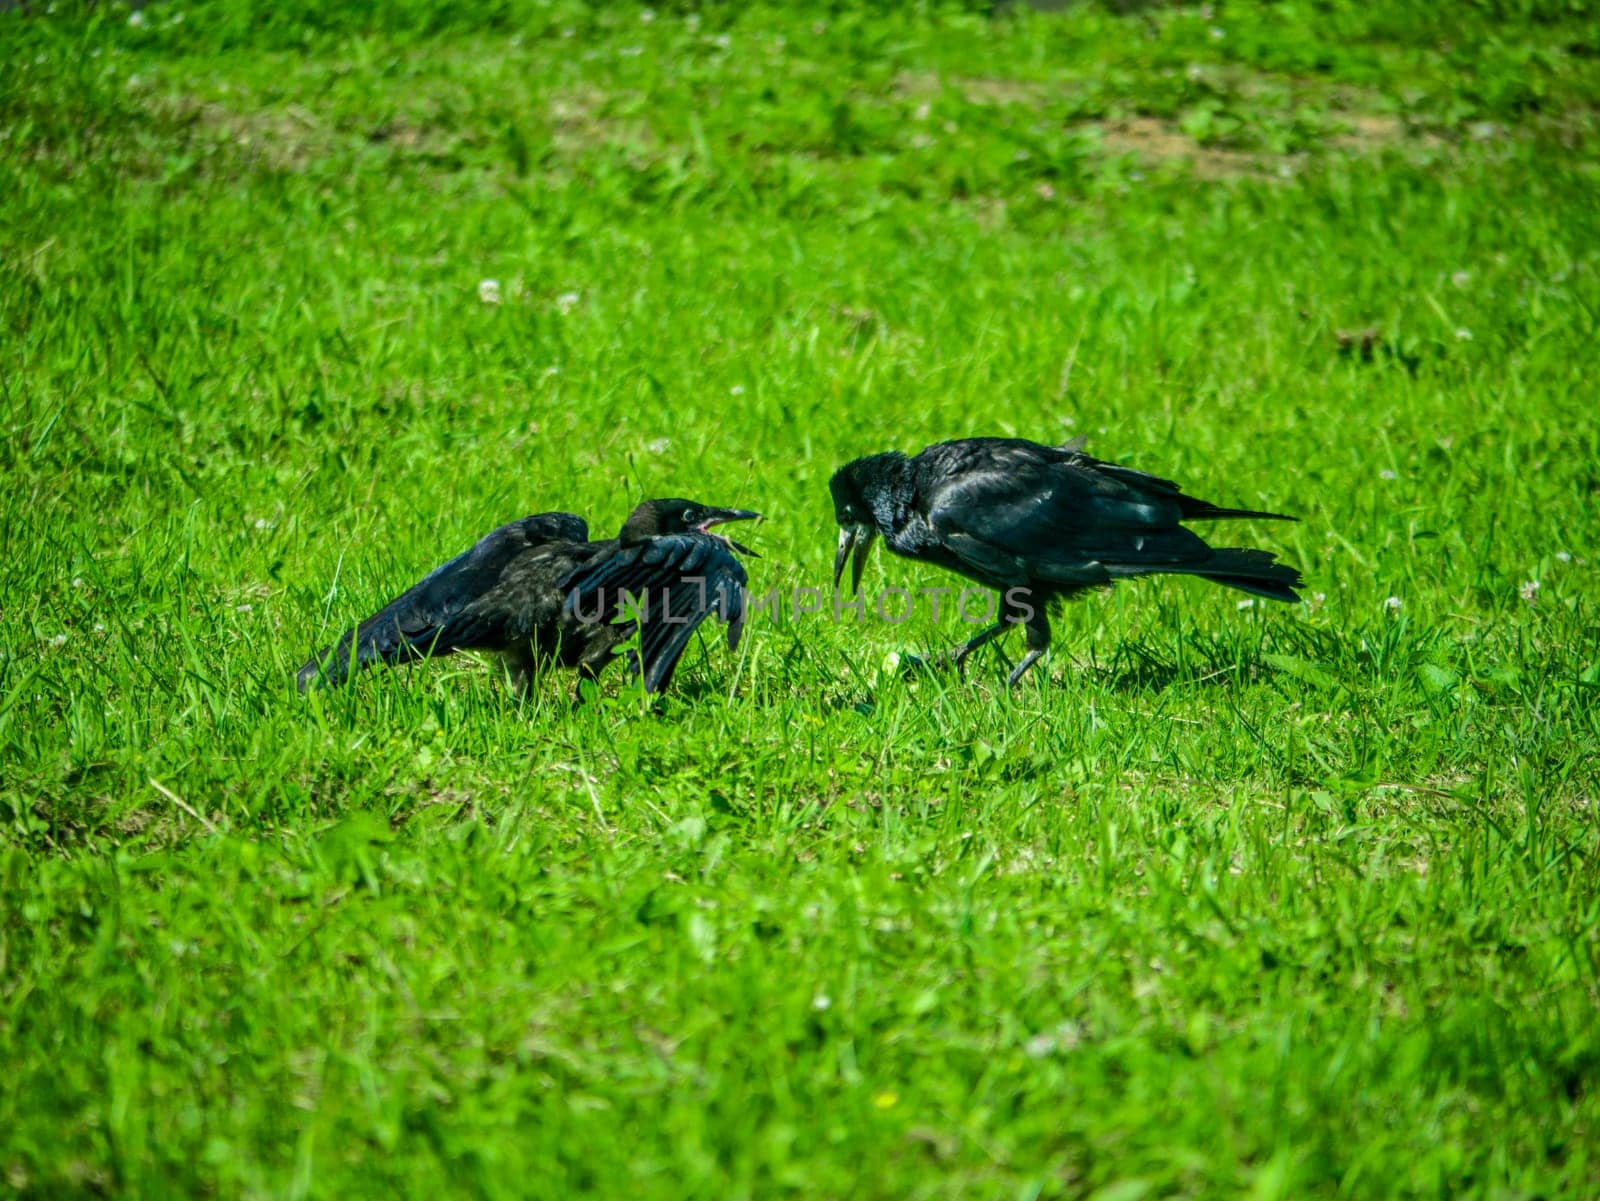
[297,511,588,689]
[918,440,1234,585]
[559,535,748,693]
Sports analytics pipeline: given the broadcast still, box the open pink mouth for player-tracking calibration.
[695,513,762,534]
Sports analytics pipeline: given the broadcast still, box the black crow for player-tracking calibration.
[830,437,1303,685]
[297,499,760,696]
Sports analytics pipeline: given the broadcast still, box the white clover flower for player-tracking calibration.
[811,993,832,1011]
[128,9,146,27]
[1452,270,1471,288]
[1379,469,1397,480]
[72,576,84,588]
[1035,182,1057,200]
[1025,1021,1082,1058]
[1385,596,1402,612]
[647,438,671,454]
[913,102,931,121]
[1236,598,1255,610]
[713,33,731,49]
[252,517,274,531]
[619,45,643,57]
[729,384,745,396]
[1308,592,1327,612]
[93,623,106,634]
[478,278,501,305]
[555,291,580,313]
[1209,26,1225,39]
[640,8,655,22]
[1186,64,1204,82]
[1519,580,1540,604]
[1555,551,1572,563]
[49,634,68,648]
[1454,328,1473,341]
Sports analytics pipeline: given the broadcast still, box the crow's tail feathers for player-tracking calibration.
[296,644,342,692]
[1108,547,1305,603]
[295,615,449,692]
[1195,548,1305,603]
[1179,497,1298,523]
[295,631,365,693]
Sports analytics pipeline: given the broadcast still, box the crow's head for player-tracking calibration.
[621,498,762,553]
[829,453,907,594]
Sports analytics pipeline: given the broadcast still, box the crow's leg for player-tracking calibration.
[1007,609,1052,687]
[949,618,1011,675]
[571,644,637,703]
[950,591,1038,677]
[499,645,539,696]
[572,660,604,704]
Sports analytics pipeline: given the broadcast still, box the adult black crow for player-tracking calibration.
[296,499,759,696]
[830,437,1303,685]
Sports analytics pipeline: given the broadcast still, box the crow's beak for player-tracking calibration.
[696,508,762,557]
[833,524,877,594]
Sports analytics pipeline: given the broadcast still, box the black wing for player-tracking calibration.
[297,511,589,690]
[559,535,748,693]
[917,439,1293,587]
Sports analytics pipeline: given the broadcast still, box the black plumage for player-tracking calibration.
[297,499,759,696]
[829,437,1304,684]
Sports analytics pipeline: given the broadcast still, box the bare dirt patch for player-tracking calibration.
[158,96,334,173]
[1328,112,1418,151]
[1095,115,1286,179]
[548,86,656,155]
[150,93,491,175]
[897,68,1444,179]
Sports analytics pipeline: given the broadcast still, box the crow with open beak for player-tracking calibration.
[829,436,1303,685]
[833,521,878,597]
[297,498,761,697]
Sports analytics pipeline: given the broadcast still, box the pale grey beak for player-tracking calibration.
[833,524,877,594]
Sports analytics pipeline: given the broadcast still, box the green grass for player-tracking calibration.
[4,1,1600,1197]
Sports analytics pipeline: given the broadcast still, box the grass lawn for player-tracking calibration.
[4,1,1599,1196]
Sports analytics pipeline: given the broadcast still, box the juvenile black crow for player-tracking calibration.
[297,499,760,696]
[830,437,1303,684]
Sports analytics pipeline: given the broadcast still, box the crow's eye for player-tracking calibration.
[683,508,701,527]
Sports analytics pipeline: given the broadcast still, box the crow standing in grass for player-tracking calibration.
[296,499,760,696]
[830,437,1304,685]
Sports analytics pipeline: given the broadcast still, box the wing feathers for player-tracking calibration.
[913,439,1297,594]
[297,511,586,690]
[562,535,748,693]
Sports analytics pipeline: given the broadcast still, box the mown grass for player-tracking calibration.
[3,1,1599,1197]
